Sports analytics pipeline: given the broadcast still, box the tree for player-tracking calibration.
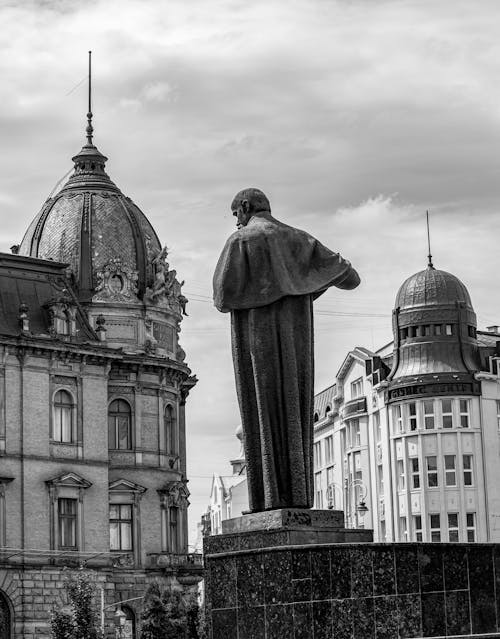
[50,568,103,639]
[140,582,202,639]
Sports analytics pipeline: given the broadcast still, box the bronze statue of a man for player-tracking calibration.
[213,188,360,512]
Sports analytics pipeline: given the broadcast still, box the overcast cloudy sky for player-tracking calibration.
[2,0,500,544]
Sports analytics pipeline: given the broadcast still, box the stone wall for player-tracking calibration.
[204,541,500,639]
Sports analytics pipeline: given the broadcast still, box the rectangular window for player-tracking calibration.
[411,457,420,488]
[394,405,403,433]
[351,378,364,399]
[110,504,133,551]
[423,325,431,336]
[466,513,476,542]
[325,436,333,464]
[169,506,179,553]
[445,324,454,335]
[497,400,500,430]
[434,324,442,336]
[374,411,381,443]
[377,464,384,494]
[424,400,435,430]
[448,513,459,542]
[58,498,77,549]
[459,400,470,428]
[414,515,423,541]
[441,399,453,428]
[326,466,334,507]
[463,454,474,486]
[354,420,361,446]
[408,402,418,431]
[399,516,408,541]
[445,455,456,487]
[314,442,322,467]
[430,514,441,542]
[314,472,323,508]
[380,520,386,541]
[397,459,405,490]
[426,456,438,487]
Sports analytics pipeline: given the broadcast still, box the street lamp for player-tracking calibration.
[347,479,369,528]
[113,607,126,638]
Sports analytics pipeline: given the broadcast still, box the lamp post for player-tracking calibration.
[347,479,369,528]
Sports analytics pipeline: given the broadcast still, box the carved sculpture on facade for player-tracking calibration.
[145,247,189,316]
[158,480,190,509]
[93,257,139,303]
[43,295,78,337]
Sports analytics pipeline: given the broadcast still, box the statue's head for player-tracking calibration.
[231,188,271,228]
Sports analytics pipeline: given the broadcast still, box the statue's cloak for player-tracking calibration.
[213,214,359,511]
[213,216,356,312]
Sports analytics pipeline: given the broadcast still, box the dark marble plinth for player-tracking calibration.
[203,540,500,639]
[222,508,345,533]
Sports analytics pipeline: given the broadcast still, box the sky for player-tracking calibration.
[2,0,500,545]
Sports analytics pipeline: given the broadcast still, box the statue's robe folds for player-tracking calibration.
[213,215,359,512]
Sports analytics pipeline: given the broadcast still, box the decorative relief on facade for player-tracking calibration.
[93,257,139,303]
[145,247,188,316]
[52,375,77,386]
[158,481,190,509]
[43,296,77,337]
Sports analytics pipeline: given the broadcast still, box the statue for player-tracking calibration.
[213,188,360,512]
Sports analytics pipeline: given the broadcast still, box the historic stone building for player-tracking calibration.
[0,108,201,637]
[313,261,500,544]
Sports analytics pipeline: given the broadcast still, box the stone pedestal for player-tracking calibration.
[203,513,500,639]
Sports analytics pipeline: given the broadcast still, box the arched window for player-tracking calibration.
[108,399,132,450]
[122,606,136,639]
[0,590,12,639]
[325,405,331,415]
[164,405,177,454]
[313,412,319,423]
[53,390,74,443]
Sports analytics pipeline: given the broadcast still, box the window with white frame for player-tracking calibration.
[411,457,420,488]
[399,516,408,541]
[374,411,381,443]
[351,378,364,399]
[397,459,405,490]
[424,400,435,430]
[314,442,322,467]
[444,455,456,487]
[429,514,441,541]
[448,513,459,542]
[463,455,473,486]
[110,504,133,551]
[459,400,470,428]
[413,515,423,541]
[326,466,334,506]
[53,390,75,443]
[466,513,476,542]
[441,399,453,428]
[353,419,361,447]
[408,402,418,431]
[426,456,438,487]
[394,405,403,433]
[377,464,384,494]
[325,436,333,465]
[314,472,323,508]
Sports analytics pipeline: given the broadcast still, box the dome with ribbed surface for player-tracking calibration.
[19,136,161,302]
[395,266,473,310]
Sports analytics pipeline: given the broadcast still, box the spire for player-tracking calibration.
[86,50,93,146]
[426,210,434,269]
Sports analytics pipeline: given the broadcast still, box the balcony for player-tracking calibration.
[147,552,204,585]
[343,396,367,417]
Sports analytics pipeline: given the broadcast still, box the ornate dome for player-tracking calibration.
[395,266,473,311]
[19,121,161,302]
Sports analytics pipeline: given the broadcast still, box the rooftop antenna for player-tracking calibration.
[426,209,434,268]
[86,50,93,146]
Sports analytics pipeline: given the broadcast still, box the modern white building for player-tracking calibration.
[313,262,500,543]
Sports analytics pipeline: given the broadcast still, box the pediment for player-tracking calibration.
[109,478,147,494]
[45,471,92,489]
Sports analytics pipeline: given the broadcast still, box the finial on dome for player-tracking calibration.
[426,210,434,269]
[86,50,93,146]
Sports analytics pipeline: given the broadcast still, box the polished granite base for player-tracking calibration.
[203,532,500,639]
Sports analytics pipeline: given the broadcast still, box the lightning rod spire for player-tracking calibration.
[426,210,434,269]
[86,50,93,146]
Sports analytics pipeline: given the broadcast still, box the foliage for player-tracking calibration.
[140,582,202,639]
[50,567,103,639]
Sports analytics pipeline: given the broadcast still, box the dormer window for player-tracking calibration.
[44,297,77,338]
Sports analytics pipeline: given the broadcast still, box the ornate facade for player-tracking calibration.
[0,109,201,638]
[313,263,500,544]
